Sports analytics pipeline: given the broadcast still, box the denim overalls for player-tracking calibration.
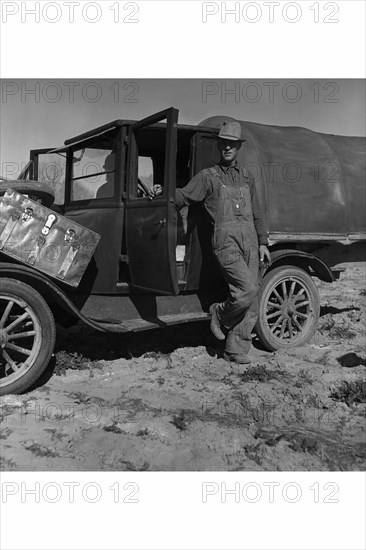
[210,166,260,358]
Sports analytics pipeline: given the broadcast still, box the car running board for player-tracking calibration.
[88,311,210,333]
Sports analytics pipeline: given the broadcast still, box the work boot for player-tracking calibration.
[209,303,226,341]
[223,352,251,365]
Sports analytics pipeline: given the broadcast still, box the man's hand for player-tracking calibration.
[259,245,271,265]
[148,184,162,198]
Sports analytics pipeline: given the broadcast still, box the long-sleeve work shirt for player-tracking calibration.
[175,162,268,246]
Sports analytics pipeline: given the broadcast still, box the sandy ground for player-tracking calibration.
[0,266,365,471]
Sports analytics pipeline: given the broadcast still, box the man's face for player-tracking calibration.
[217,138,241,165]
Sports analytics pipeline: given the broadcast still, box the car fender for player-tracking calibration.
[263,249,334,283]
[0,262,105,330]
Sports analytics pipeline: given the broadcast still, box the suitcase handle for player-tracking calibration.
[41,213,57,236]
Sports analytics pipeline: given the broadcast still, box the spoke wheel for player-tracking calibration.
[256,266,320,351]
[0,181,55,207]
[0,278,56,395]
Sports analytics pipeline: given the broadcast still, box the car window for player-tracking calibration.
[129,125,166,199]
[36,152,66,205]
[138,156,153,190]
[71,146,116,201]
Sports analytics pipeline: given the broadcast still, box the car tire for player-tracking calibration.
[0,180,55,207]
[0,278,56,395]
[256,266,320,351]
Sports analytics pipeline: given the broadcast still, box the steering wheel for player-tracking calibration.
[137,178,151,198]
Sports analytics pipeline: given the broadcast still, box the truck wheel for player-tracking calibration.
[0,181,55,207]
[0,278,56,395]
[256,266,320,351]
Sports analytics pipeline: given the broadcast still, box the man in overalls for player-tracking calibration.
[153,121,271,365]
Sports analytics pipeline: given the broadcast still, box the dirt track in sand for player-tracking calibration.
[0,265,365,471]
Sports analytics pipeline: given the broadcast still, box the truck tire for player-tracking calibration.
[0,181,55,207]
[256,266,320,351]
[0,278,56,395]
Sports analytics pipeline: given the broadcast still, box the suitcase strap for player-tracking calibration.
[0,211,21,249]
[57,245,80,280]
[27,236,47,265]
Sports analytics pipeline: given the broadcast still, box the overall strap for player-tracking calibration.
[240,166,253,193]
[209,166,225,188]
[240,166,250,181]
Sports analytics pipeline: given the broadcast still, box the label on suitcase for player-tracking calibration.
[0,188,101,287]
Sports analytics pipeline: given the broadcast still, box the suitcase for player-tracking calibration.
[0,188,101,287]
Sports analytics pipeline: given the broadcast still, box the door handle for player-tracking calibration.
[153,218,166,225]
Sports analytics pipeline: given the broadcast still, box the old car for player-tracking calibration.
[0,107,365,395]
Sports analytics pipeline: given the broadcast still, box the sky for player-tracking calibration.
[0,78,365,177]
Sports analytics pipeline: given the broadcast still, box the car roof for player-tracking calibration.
[63,119,218,146]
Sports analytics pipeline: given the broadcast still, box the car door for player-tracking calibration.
[125,107,179,295]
